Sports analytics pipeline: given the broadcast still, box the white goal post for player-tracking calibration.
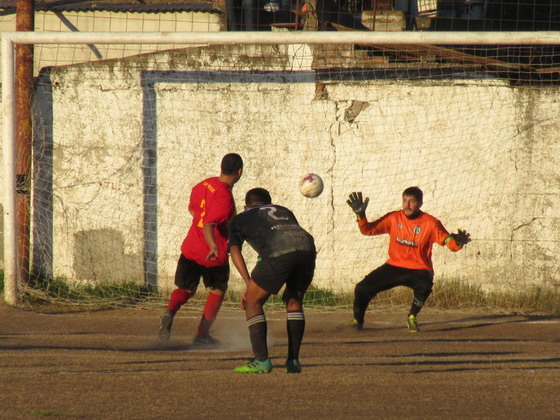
[3,30,560,306]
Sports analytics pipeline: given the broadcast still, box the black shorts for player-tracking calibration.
[251,250,316,296]
[357,263,433,298]
[174,254,229,291]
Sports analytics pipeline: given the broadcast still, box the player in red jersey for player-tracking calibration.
[347,186,471,332]
[158,153,243,345]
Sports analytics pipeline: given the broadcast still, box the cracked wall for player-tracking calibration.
[1,46,560,293]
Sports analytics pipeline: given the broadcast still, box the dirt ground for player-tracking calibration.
[1,302,559,420]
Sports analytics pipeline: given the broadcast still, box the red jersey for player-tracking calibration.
[357,210,462,273]
[181,177,235,267]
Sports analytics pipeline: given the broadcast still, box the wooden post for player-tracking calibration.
[15,0,34,286]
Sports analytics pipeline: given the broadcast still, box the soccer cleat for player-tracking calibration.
[158,312,174,342]
[349,319,363,330]
[193,334,221,346]
[285,359,302,374]
[407,315,420,332]
[234,359,272,373]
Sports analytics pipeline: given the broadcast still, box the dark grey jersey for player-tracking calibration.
[228,204,315,259]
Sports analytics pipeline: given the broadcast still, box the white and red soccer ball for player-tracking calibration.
[299,173,324,198]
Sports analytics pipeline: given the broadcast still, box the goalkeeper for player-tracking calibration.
[346,186,471,332]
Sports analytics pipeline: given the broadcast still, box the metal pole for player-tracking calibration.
[2,37,18,305]
[3,30,560,46]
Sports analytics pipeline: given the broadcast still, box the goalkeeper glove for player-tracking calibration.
[346,192,369,220]
[451,229,471,246]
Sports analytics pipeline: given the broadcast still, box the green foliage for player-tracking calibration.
[5,273,558,315]
[481,285,560,316]
[304,286,340,306]
[371,280,560,316]
[222,285,347,311]
[222,280,560,315]
[23,275,155,308]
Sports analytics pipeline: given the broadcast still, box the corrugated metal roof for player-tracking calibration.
[0,0,220,14]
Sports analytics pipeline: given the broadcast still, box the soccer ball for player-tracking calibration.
[299,173,324,198]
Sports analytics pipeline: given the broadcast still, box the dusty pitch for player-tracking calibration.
[1,303,559,419]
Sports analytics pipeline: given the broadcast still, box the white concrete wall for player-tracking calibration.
[2,44,560,294]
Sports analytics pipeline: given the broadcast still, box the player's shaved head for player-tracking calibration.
[221,153,243,175]
[403,186,423,204]
[245,188,272,207]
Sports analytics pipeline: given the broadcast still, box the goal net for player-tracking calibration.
[2,31,560,308]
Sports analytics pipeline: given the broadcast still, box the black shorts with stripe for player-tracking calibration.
[251,250,316,296]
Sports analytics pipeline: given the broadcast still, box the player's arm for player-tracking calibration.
[227,220,250,285]
[437,218,471,251]
[229,245,251,286]
[202,189,235,260]
[203,222,219,261]
[229,244,252,309]
[357,215,389,236]
[205,188,235,225]
[347,192,387,235]
[445,229,471,251]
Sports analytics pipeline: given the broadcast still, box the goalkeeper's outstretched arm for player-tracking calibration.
[445,229,472,251]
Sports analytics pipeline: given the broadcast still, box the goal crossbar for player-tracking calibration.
[3,31,560,46]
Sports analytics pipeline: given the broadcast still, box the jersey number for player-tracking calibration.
[197,199,206,228]
[266,207,288,221]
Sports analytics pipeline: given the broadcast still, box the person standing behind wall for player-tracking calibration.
[225,0,260,30]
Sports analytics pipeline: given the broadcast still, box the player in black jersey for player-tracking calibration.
[228,188,316,373]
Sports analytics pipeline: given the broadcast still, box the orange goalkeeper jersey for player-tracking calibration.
[357,210,462,273]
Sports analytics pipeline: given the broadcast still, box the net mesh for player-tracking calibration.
[2,31,560,309]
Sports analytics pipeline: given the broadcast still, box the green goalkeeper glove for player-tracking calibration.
[451,229,471,246]
[346,192,369,220]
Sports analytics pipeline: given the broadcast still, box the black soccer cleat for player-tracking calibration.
[158,311,174,342]
[193,334,221,346]
[285,359,302,374]
[349,319,363,330]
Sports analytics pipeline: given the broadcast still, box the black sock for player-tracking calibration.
[409,296,425,317]
[247,314,268,361]
[287,311,305,360]
[353,302,366,324]
[353,289,371,323]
